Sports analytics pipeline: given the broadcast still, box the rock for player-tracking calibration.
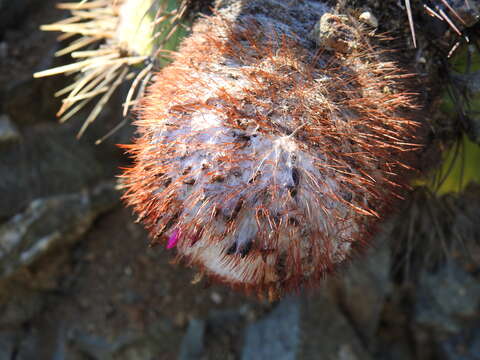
[310,13,357,53]
[3,75,62,127]
[70,331,117,360]
[208,307,247,331]
[0,288,46,327]
[14,335,36,360]
[300,294,373,360]
[440,323,480,360]
[0,331,18,360]
[0,42,7,59]
[203,306,250,359]
[240,288,375,360]
[329,237,392,347]
[114,342,157,360]
[0,182,119,279]
[0,0,29,33]
[0,124,122,220]
[179,319,206,360]
[13,326,49,360]
[12,321,69,360]
[0,114,20,143]
[415,261,480,334]
[70,330,142,360]
[242,297,301,360]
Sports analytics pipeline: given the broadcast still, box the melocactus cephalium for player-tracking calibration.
[122,0,422,299]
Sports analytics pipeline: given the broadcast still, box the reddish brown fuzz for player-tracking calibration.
[122,1,422,299]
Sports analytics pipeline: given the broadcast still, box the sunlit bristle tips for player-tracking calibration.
[122,1,423,299]
[34,0,188,139]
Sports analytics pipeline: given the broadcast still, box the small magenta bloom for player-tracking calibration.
[167,229,180,249]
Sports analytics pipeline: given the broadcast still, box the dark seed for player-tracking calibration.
[341,192,352,202]
[240,240,253,258]
[212,205,220,218]
[287,185,297,197]
[233,199,244,218]
[288,217,299,226]
[292,167,300,186]
[211,174,225,183]
[276,254,287,280]
[225,199,243,221]
[288,168,300,197]
[248,171,261,184]
[226,242,237,255]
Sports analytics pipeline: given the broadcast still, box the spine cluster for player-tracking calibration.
[122,0,421,299]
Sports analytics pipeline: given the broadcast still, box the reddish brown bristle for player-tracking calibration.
[121,1,423,299]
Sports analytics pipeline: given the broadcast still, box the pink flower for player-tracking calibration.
[167,228,180,249]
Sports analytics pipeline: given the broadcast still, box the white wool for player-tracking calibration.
[132,0,403,290]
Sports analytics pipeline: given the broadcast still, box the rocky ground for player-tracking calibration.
[0,1,480,359]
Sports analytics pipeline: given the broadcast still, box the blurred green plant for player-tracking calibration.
[415,45,480,195]
[33,0,189,140]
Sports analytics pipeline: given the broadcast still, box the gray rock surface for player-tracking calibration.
[330,238,392,347]
[0,0,29,33]
[300,294,373,360]
[0,182,119,279]
[179,319,206,360]
[69,330,142,360]
[415,261,480,334]
[0,124,121,220]
[0,332,17,360]
[0,114,20,143]
[242,297,301,360]
[440,324,480,360]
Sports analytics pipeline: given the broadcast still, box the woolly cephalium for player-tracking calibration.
[122,0,422,299]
